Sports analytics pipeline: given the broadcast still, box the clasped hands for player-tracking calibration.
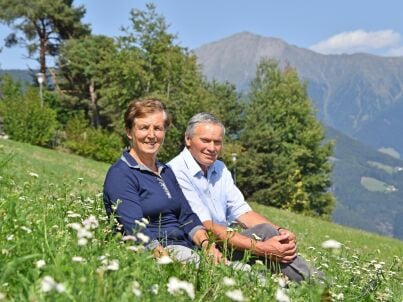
[254,229,298,263]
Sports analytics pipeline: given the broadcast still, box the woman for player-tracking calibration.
[103,99,221,263]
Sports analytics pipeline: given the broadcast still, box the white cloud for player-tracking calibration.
[385,46,403,56]
[310,29,401,55]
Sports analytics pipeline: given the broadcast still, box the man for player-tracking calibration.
[168,112,319,282]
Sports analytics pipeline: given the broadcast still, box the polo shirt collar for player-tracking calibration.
[121,150,165,174]
[181,147,217,177]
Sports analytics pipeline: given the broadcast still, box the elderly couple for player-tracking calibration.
[103,98,319,283]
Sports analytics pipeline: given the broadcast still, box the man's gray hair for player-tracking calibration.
[185,112,225,137]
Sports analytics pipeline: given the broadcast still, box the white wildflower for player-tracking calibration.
[332,292,344,300]
[223,277,236,286]
[275,288,290,302]
[231,261,251,272]
[104,259,119,271]
[76,228,93,239]
[134,219,146,228]
[40,276,64,293]
[67,212,81,218]
[72,256,86,263]
[67,223,82,231]
[82,215,99,229]
[137,232,150,243]
[20,226,32,233]
[122,235,137,241]
[41,276,56,292]
[141,217,149,225]
[77,238,88,246]
[167,277,195,300]
[225,289,245,302]
[157,255,174,265]
[29,172,39,178]
[127,245,145,252]
[77,177,84,182]
[6,234,14,241]
[278,277,287,288]
[321,239,342,249]
[36,259,46,269]
[132,281,142,297]
[55,283,65,293]
[254,259,264,266]
[150,284,159,295]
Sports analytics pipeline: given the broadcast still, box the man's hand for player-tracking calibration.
[278,228,297,245]
[254,233,297,263]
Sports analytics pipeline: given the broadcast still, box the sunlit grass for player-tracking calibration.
[1,139,402,301]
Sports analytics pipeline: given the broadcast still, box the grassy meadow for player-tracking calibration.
[0,139,402,301]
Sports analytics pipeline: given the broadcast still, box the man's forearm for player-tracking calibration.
[204,221,258,253]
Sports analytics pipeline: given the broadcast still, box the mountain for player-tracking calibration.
[327,126,403,239]
[194,32,403,157]
[0,69,35,85]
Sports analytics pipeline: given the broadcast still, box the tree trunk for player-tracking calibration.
[89,79,100,128]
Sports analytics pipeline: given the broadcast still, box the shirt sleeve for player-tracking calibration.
[103,165,158,246]
[222,165,252,223]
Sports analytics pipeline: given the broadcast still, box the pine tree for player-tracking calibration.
[240,59,335,217]
[0,0,90,74]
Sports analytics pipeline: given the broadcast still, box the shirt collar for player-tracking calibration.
[121,150,165,174]
[181,147,217,177]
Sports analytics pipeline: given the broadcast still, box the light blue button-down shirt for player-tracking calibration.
[168,148,251,227]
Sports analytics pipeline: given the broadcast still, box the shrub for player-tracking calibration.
[64,113,123,163]
[0,88,58,146]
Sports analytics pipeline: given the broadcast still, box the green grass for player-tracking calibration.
[1,139,402,301]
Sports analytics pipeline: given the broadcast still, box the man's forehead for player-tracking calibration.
[194,123,224,136]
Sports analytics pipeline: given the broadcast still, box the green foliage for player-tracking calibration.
[239,60,335,217]
[0,80,58,146]
[58,35,118,128]
[0,0,90,73]
[63,113,123,163]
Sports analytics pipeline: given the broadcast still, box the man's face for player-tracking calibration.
[185,122,224,172]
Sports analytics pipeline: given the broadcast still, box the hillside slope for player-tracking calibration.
[327,127,403,239]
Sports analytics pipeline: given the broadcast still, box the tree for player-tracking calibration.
[239,59,335,217]
[58,35,118,128]
[0,0,90,74]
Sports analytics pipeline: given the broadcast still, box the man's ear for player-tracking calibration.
[185,135,191,147]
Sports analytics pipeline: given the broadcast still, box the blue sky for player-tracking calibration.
[1,0,403,69]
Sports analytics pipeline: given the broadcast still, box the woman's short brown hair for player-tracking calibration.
[124,98,172,130]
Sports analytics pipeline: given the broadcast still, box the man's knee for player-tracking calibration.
[244,223,279,240]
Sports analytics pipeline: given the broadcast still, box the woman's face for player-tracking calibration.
[127,111,166,158]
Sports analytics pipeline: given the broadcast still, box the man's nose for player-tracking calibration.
[206,141,215,151]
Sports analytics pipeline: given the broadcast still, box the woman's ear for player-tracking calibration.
[125,128,132,140]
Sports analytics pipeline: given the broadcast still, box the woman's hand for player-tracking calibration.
[204,242,225,265]
[153,244,169,258]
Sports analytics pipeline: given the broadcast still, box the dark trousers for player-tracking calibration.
[227,223,317,282]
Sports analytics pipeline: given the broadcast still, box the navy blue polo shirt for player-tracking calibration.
[103,151,203,249]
